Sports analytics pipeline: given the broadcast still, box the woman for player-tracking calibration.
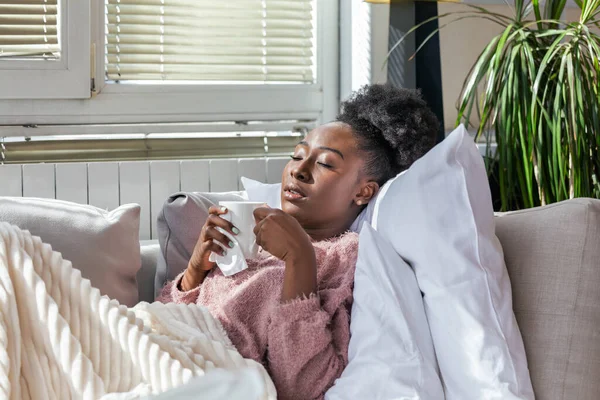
[158,84,439,399]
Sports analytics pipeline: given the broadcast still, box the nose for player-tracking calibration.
[291,160,311,183]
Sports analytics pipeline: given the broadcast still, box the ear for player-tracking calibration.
[354,181,379,206]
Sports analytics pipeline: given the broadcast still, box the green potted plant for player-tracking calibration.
[391,0,600,210]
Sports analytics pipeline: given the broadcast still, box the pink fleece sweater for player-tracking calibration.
[157,231,358,400]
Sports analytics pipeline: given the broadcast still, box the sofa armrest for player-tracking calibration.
[138,240,161,303]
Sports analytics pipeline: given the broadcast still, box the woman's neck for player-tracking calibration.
[303,216,355,242]
[305,228,343,242]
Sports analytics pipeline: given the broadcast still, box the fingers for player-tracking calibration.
[208,213,238,234]
[253,206,282,239]
[253,218,265,243]
[253,206,277,222]
[201,239,228,257]
[203,225,235,249]
[204,207,239,236]
[208,205,228,216]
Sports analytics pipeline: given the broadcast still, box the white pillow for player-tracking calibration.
[326,223,444,400]
[0,197,141,307]
[373,126,534,399]
[240,177,281,209]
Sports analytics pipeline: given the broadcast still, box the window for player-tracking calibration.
[92,0,336,125]
[1,1,60,58]
[105,0,315,83]
[0,0,338,131]
[0,0,90,100]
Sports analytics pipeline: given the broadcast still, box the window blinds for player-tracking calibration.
[3,134,300,163]
[0,0,60,58]
[105,0,315,82]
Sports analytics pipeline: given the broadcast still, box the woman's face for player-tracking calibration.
[280,122,378,237]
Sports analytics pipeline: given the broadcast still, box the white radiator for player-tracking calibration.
[0,157,289,240]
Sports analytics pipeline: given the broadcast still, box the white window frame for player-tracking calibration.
[0,0,339,129]
[0,0,90,100]
[340,0,391,102]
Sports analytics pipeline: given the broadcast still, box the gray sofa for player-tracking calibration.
[494,198,600,399]
[138,197,600,400]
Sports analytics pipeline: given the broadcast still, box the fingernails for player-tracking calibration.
[220,206,227,212]
[232,227,240,235]
[228,241,235,248]
[222,249,227,256]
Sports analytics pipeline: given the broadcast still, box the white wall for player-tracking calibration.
[438,3,514,130]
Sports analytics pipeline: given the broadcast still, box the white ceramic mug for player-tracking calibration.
[218,201,266,259]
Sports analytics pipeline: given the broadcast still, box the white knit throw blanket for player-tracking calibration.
[0,222,277,399]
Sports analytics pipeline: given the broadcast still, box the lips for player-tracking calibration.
[283,184,307,201]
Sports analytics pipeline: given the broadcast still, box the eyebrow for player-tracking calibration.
[298,140,344,159]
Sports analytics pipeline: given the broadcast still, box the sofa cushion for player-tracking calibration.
[0,197,141,307]
[495,198,600,400]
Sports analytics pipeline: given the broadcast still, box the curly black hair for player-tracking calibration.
[336,84,440,186]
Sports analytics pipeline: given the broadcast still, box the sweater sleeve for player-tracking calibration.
[155,271,202,304]
[267,292,352,400]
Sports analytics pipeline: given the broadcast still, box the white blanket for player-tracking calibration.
[0,222,277,399]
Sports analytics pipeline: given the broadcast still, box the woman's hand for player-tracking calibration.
[253,207,317,301]
[253,207,313,262]
[182,205,238,291]
[189,205,239,271]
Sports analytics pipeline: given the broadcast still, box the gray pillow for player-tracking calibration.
[0,197,141,307]
[155,190,246,296]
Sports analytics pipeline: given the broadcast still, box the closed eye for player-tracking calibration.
[291,155,332,169]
